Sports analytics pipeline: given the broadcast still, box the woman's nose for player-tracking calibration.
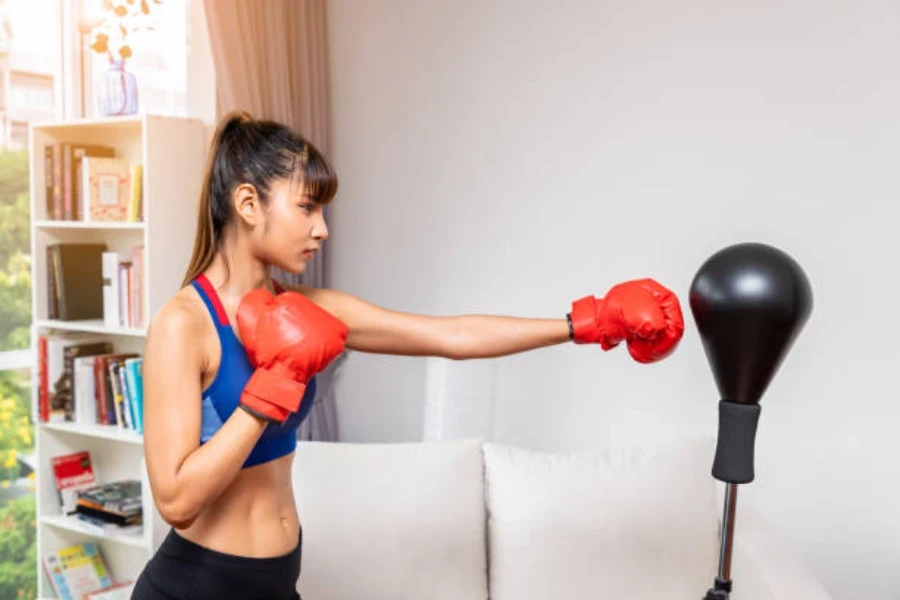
[312,212,328,240]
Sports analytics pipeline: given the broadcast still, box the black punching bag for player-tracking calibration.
[690,242,813,484]
[690,242,813,600]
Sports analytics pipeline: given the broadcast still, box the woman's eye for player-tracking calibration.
[299,203,314,213]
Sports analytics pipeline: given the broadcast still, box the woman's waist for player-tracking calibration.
[177,462,299,557]
[163,524,302,567]
[177,504,300,558]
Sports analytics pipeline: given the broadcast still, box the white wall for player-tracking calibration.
[325,1,900,597]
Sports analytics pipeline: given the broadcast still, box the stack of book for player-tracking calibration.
[47,242,145,328]
[102,245,145,329]
[37,332,144,432]
[73,479,143,537]
[44,142,142,222]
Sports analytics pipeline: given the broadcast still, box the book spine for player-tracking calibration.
[44,145,53,220]
[50,246,65,320]
[38,336,48,422]
[63,144,73,220]
[102,252,120,328]
[52,144,63,220]
[94,358,110,425]
[46,246,57,319]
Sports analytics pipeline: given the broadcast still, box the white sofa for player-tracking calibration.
[292,437,831,599]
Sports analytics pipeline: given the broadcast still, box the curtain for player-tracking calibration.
[204,0,342,441]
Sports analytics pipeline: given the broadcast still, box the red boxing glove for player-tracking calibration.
[568,278,684,363]
[236,288,348,423]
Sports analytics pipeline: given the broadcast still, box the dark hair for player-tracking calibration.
[182,110,337,287]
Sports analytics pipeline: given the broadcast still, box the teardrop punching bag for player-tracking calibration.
[689,242,813,600]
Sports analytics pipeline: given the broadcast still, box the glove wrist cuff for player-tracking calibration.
[243,368,307,412]
[238,402,284,424]
[569,296,622,349]
[569,295,596,344]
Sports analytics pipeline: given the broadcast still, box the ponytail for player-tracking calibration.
[182,111,252,287]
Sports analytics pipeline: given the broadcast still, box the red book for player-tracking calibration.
[51,451,96,514]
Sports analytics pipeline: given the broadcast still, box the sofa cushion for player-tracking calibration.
[483,437,721,599]
[292,439,488,599]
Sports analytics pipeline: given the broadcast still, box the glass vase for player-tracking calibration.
[97,59,139,117]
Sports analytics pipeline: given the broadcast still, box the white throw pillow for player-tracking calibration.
[483,437,721,599]
[292,439,488,600]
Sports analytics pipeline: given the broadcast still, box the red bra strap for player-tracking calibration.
[194,273,231,326]
[195,275,286,327]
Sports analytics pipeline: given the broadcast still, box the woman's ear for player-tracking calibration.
[233,183,261,227]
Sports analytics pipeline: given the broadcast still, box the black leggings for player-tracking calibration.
[131,528,302,600]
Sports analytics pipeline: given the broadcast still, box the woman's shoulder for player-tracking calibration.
[146,285,210,343]
[274,279,338,310]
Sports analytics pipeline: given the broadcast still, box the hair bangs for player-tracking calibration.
[290,143,337,205]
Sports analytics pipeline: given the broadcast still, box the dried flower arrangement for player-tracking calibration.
[89,0,162,62]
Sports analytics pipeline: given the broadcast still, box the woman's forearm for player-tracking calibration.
[446,315,570,359]
[161,409,267,528]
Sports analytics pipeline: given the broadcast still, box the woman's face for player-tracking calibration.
[246,177,328,274]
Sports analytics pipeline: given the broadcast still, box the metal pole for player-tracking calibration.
[704,483,739,599]
[718,483,738,583]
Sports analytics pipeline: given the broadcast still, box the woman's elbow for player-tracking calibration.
[156,491,200,529]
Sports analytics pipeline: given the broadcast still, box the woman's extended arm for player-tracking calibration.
[300,278,684,363]
[301,287,569,359]
[142,299,267,529]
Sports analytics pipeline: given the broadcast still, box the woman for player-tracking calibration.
[131,111,684,600]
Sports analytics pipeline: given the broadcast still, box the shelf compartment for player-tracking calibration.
[34,220,145,231]
[40,421,143,444]
[39,514,148,549]
[34,319,148,337]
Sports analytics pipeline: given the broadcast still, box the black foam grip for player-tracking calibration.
[712,401,761,484]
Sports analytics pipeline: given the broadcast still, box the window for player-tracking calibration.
[0,1,61,596]
[0,2,197,596]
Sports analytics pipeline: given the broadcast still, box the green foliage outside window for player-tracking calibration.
[0,148,31,353]
[0,147,37,599]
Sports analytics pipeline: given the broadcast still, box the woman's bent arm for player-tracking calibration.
[142,299,267,529]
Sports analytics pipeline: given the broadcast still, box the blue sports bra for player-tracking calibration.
[190,274,316,468]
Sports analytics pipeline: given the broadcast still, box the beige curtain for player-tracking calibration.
[204,0,342,441]
[204,0,332,288]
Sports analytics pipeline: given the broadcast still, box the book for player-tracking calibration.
[69,144,116,220]
[54,341,114,421]
[44,143,117,221]
[50,451,96,515]
[42,542,114,600]
[128,163,142,221]
[93,353,138,427]
[42,334,105,422]
[48,243,108,321]
[73,355,99,425]
[81,157,132,222]
[75,511,143,537]
[123,357,144,433]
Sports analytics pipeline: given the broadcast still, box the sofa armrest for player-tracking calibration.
[728,506,832,600]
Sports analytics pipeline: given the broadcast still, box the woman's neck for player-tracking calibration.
[203,249,273,304]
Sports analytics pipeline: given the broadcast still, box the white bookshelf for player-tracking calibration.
[29,114,209,598]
